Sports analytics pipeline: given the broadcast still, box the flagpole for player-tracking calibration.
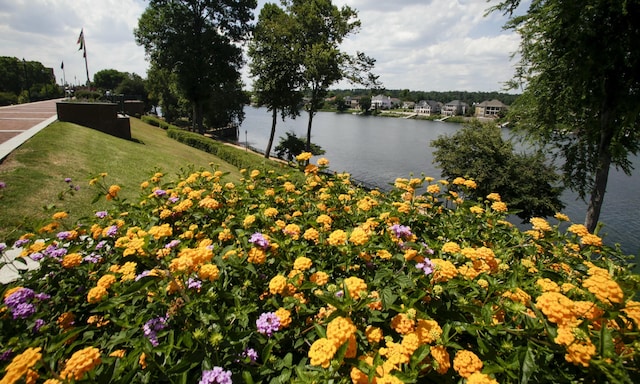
[77,28,90,87]
[84,45,90,88]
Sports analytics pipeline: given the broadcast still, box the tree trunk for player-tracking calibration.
[306,108,314,152]
[192,100,204,134]
[264,108,277,159]
[584,112,614,233]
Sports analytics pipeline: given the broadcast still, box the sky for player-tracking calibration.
[1,0,523,93]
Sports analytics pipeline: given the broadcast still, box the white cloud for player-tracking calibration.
[2,0,521,92]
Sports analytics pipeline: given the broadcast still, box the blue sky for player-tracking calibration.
[1,0,522,92]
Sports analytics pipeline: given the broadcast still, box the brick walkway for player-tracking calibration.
[0,99,60,161]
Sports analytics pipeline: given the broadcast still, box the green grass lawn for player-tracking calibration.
[0,118,243,242]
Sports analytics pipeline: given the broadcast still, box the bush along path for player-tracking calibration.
[1,153,639,384]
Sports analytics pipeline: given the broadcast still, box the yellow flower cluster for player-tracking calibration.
[343,276,367,299]
[391,313,415,335]
[293,256,313,271]
[0,347,41,384]
[622,301,640,328]
[452,350,483,378]
[582,263,624,305]
[441,241,460,254]
[198,263,220,282]
[60,347,101,381]
[328,229,347,245]
[169,242,213,274]
[269,275,288,295]
[349,227,369,246]
[530,217,552,232]
[61,253,82,269]
[431,259,458,283]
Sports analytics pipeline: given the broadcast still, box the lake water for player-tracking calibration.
[239,106,640,262]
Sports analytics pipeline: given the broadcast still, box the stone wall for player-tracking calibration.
[56,102,131,140]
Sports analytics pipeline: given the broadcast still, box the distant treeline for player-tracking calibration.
[327,88,519,105]
[0,56,62,105]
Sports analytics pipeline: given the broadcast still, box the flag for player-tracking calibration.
[61,61,64,70]
[77,29,84,51]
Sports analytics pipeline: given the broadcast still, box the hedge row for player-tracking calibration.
[165,127,294,176]
[140,115,177,130]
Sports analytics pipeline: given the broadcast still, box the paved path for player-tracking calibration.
[1,99,61,283]
[0,98,61,161]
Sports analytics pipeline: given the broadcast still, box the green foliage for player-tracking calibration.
[141,115,174,130]
[1,158,639,383]
[274,131,325,161]
[0,57,61,103]
[135,0,256,132]
[0,92,18,106]
[248,2,304,157]
[93,69,128,91]
[432,120,564,220]
[489,0,640,231]
[166,128,292,176]
[279,0,377,151]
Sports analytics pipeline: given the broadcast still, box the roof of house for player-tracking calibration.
[477,99,507,108]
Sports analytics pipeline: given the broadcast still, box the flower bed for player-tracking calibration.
[1,155,639,383]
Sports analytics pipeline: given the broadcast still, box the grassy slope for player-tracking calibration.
[0,118,242,241]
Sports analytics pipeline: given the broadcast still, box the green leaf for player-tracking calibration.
[520,344,537,384]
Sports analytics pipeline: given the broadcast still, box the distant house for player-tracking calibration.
[415,100,442,115]
[402,101,415,109]
[345,96,361,109]
[474,99,508,118]
[442,100,469,116]
[371,94,392,109]
[390,98,401,108]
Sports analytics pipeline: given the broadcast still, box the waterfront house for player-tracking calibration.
[442,100,469,116]
[414,100,442,115]
[474,99,508,118]
[402,101,415,109]
[371,94,392,109]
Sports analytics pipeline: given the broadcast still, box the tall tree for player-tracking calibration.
[135,0,256,133]
[248,3,303,159]
[283,0,378,151]
[490,0,640,232]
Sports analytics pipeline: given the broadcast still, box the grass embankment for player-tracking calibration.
[0,118,284,242]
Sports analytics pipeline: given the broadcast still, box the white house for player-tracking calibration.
[371,94,392,109]
[414,100,442,115]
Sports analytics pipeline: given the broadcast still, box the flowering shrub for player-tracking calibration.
[1,156,639,383]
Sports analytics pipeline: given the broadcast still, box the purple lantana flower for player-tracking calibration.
[242,348,258,363]
[143,315,169,347]
[256,312,280,337]
[95,211,108,219]
[105,225,119,237]
[416,258,434,276]
[154,189,167,197]
[249,232,269,249]
[165,240,181,249]
[390,224,413,239]
[187,277,202,290]
[13,239,29,248]
[199,367,232,384]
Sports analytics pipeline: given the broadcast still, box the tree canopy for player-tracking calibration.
[135,0,256,133]
[248,2,303,158]
[282,0,377,151]
[0,57,61,105]
[432,121,564,221]
[489,0,640,231]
